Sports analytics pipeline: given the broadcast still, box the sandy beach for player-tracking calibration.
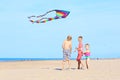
[0,59,120,80]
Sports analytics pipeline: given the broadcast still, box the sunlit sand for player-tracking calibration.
[0,59,120,80]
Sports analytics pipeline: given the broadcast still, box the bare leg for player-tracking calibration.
[67,60,70,69]
[86,59,89,69]
[81,61,84,69]
[78,60,81,69]
[62,61,65,70]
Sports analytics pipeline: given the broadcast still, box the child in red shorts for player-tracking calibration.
[76,36,84,69]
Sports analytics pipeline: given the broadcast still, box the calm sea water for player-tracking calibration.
[0,58,64,62]
[0,58,118,62]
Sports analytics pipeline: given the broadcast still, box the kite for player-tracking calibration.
[28,9,70,23]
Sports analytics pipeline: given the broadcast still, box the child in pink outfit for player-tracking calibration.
[84,43,91,69]
[76,42,83,61]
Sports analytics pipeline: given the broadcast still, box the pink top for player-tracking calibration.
[78,43,83,52]
[84,52,90,56]
[76,42,83,61]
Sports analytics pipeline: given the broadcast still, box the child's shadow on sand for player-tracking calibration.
[54,68,76,71]
[71,68,76,70]
[54,68,62,71]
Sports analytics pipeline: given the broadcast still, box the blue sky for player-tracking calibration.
[0,0,120,58]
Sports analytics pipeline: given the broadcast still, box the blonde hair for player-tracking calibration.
[67,35,72,41]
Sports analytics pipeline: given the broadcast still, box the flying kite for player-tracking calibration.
[28,9,70,23]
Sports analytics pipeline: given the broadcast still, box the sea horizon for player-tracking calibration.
[0,58,120,62]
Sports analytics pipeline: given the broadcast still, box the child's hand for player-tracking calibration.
[81,51,84,56]
[73,50,76,53]
[62,49,64,53]
[75,47,78,50]
[75,47,79,51]
[82,52,84,54]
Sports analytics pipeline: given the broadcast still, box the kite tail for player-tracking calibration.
[29,20,35,23]
[30,16,60,23]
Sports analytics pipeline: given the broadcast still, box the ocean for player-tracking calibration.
[0,58,119,62]
[0,58,64,62]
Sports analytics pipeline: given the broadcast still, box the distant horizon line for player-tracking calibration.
[0,58,120,62]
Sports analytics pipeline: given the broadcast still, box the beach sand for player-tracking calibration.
[0,59,120,80]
